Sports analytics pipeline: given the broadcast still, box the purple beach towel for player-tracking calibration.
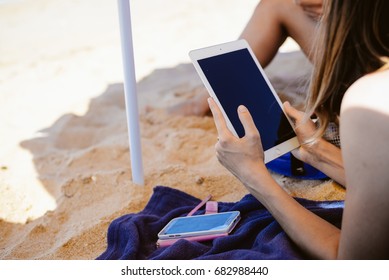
[97,186,343,260]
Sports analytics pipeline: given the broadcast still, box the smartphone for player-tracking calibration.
[157,211,241,240]
[156,233,229,248]
[189,39,300,163]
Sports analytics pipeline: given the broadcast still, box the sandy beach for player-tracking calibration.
[0,0,345,259]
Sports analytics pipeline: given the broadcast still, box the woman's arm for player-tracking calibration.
[241,164,341,259]
[295,136,345,186]
[283,102,345,186]
[208,97,341,259]
[296,0,323,20]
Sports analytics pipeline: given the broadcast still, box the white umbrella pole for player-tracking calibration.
[117,0,144,185]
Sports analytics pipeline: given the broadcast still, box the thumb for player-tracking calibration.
[283,101,304,122]
[237,105,259,137]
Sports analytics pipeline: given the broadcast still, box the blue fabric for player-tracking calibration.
[266,152,328,180]
[97,186,343,260]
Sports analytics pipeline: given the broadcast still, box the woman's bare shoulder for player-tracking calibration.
[339,70,389,259]
[341,70,389,115]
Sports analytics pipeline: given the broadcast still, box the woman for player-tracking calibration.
[208,0,389,259]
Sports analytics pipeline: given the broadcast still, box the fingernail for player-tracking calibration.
[238,105,247,112]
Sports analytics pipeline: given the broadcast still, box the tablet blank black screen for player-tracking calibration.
[198,49,296,150]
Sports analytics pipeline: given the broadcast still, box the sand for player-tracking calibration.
[0,0,345,259]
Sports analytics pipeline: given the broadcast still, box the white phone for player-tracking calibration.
[157,211,241,240]
[189,39,300,163]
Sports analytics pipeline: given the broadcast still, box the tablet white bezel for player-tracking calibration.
[189,39,300,163]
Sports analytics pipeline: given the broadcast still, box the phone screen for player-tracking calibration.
[197,49,296,150]
[163,212,239,235]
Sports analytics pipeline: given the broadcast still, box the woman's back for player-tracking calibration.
[339,69,389,259]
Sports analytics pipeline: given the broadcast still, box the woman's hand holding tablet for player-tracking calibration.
[189,39,300,163]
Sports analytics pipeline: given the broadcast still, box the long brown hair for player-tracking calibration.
[306,0,389,138]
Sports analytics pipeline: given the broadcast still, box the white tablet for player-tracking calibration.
[189,39,300,163]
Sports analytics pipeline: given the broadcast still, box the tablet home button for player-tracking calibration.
[275,148,281,155]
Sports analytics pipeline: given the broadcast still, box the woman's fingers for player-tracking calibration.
[207,97,231,139]
[283,101,304,124]
[237,105,260,140]
[208,98,262,150]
